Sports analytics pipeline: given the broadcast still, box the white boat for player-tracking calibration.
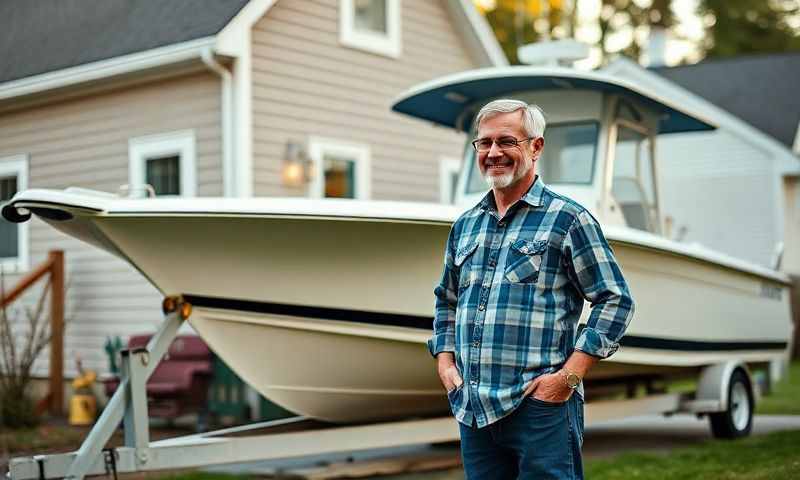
[3,66,792,424]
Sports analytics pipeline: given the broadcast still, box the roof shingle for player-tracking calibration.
[0,0,249,84]
[653,53,800,148]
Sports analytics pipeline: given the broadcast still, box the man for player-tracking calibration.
[428,99,634,479]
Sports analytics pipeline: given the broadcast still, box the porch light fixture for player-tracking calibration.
[282,141,312,187]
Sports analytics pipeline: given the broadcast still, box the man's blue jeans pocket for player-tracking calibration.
[459,393,584,479]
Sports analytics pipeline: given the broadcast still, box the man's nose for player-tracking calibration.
[487,141,503,157]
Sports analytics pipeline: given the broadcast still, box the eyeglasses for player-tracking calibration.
[471,136,536,153]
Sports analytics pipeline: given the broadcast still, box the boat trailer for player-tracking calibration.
[6,296,757,480]
[7,297,462,480]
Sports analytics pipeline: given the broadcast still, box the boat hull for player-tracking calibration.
[9,197,793,422]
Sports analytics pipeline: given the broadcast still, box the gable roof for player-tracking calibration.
[652,53,800,148]
[0,0,250,85]
[0,0,506,102]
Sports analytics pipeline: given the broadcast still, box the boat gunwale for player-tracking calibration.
[5,189,791,285]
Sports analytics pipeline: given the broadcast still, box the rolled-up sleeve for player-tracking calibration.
[565,211,634,359]
[428,228,458,357]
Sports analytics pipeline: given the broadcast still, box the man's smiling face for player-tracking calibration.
[476,110,539,190]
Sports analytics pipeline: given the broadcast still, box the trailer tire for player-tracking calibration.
[709,369,753,439]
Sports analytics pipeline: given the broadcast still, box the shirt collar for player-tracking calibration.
[478,176,546,213]
[521,176,546,207]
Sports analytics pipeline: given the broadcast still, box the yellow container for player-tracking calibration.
[69,394,97,426]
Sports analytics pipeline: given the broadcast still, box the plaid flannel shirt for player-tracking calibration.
[429,178,634,427]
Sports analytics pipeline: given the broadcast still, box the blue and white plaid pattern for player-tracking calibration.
[429,178,634,427]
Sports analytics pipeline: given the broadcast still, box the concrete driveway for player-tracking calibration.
[584,414,800,458]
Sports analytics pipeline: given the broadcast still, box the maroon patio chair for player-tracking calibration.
[103,334,213,422]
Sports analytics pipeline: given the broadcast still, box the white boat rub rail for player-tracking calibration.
[5,188,466,224]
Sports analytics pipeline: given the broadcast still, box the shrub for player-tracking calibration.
[0,273,54,429]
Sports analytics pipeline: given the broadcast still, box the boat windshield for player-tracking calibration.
[611,124,659,233]
[464,121,599,194]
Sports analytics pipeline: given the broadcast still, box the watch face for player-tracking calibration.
[566,373,581,388]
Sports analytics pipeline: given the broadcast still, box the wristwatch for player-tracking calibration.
[561,369,581,389]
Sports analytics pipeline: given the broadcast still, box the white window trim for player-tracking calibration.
[0,154,29,273]
[308,137,371,200]
[128,130,197,197]
[339,0,401,58]
[439,156,461,204]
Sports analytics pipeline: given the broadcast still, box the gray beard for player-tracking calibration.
[484,172,514,189]
[483,160,532,190]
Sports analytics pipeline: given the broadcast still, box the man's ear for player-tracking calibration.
[531,137,544,159]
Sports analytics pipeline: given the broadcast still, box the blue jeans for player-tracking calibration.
[459,393,584,480]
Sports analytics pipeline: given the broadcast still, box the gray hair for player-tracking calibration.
[474,99,546,138]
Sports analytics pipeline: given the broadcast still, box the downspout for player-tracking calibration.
[201,48,235,197]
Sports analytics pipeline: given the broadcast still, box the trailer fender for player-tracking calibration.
[694,361,753,413]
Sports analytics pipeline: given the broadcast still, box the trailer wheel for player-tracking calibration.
[709,369,753,439]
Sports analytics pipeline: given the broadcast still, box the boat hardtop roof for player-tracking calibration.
[391,65,717,135]
[4,187,788,285]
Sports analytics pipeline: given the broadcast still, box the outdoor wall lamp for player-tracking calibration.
[282,141,312,187]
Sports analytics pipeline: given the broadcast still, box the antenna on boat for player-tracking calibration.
[517,39,590,67]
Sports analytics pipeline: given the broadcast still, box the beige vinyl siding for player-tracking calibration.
[0,72,221,377]
[251,0,474,201]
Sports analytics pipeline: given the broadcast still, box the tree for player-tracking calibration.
[698,0,800,59]
[478,0,566,64]
[476,0,676,65]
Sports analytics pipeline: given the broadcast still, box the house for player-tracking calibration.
[602,57,800,278]
[0,0,506,388]
[653,53,800,156]
[650,53,800,278]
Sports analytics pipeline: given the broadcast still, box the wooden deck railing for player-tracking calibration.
[1,250,65,416]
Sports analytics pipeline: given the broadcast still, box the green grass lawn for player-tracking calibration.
[584,428,800,480]
[756,360,800,415]
[0,424,88,454]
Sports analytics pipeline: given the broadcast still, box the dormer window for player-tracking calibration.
[340,0,401,58]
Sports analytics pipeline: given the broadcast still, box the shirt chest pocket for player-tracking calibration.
[505,239,548,284]
[454,241,480,290]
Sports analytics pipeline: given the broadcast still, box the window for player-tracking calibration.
[611,124,658,233]
[308,138,370,200]
[340,0,401,58]
[465,122,599,194]
[0,155,29,272]
[536,122,598,185]
[439,157,461,204]
[128,130,196,197]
